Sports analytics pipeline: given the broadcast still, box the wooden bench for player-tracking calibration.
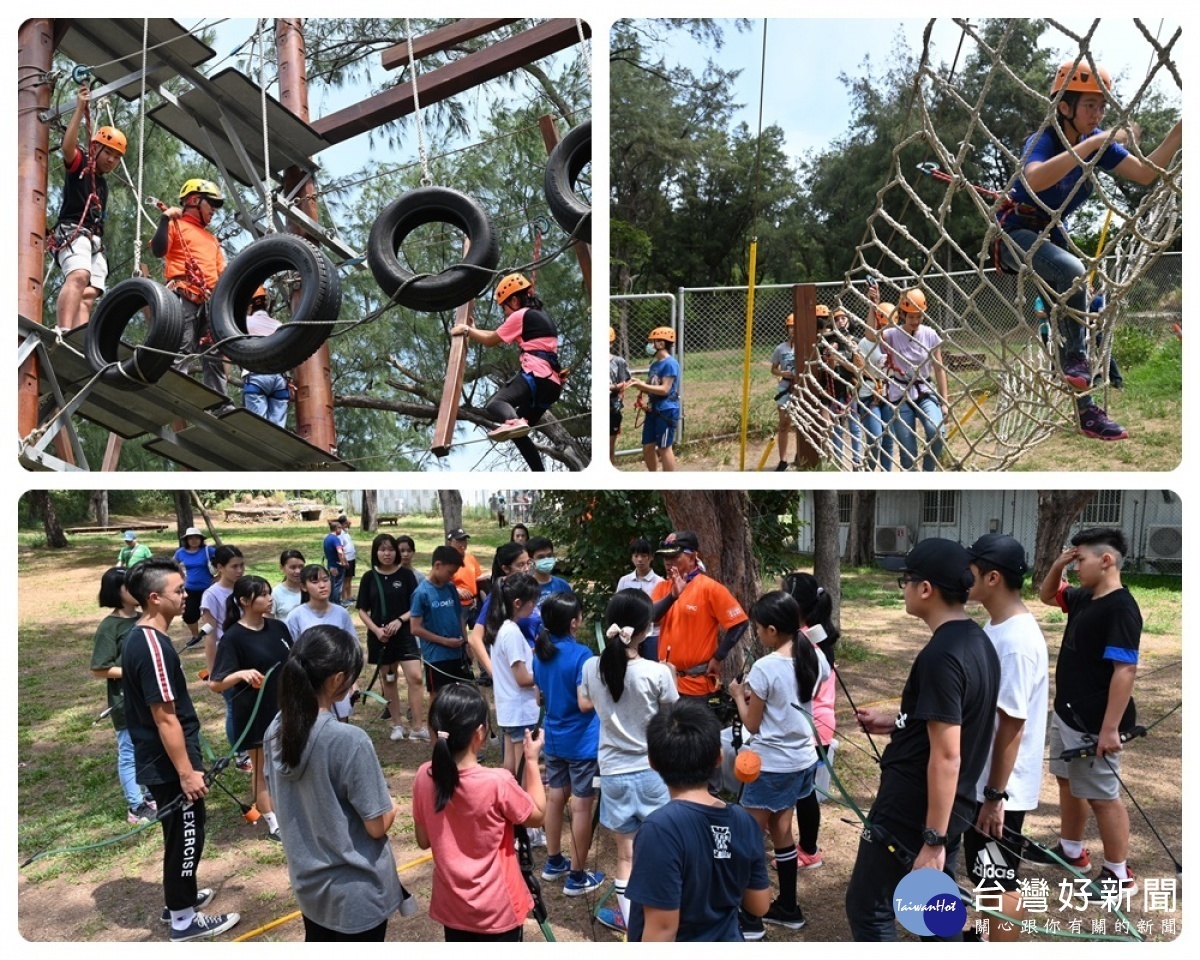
[64,524,169,535]
[377,515,400,526]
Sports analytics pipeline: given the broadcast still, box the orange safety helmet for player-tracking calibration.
[495,272,532,304]
[648,326,676,344]
[873,302,897,326]
[250,286,270,304]
[897,289,927,314]
[1051,59,1112,96]
[91,126,127,156]
[815,304,831,318]
[785,313,795,327]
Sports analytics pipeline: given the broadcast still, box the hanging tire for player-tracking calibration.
[85,277,184,389]
[208,234,340,375]
[366,186,499,312]
[544,120,591,244]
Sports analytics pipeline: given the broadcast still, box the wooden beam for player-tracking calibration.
[792,284,822,470]
[380,19,519,71]
[538,115,591,297]
[431,239,474,459]
[101,433,124,471]
[314,19,591,145]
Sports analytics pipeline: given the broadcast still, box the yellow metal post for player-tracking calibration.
[739,239,759,471]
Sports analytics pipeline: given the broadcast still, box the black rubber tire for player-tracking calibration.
[84,277,184,389]
[544,120,591,244]
[209,234,340,374]
[366,186,499,312]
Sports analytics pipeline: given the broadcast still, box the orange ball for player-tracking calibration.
[735,749,762,783]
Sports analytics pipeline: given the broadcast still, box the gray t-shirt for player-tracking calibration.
[580,656,678,775]
[286,603,357,718]
[264,711,401,933]
[745,651,828,774]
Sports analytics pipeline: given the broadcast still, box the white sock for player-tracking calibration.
[615,878,629,922]
[1103,860,1128,879]
[264,811,279,832]
[171,908,196,930]
[1060,838,1085,859]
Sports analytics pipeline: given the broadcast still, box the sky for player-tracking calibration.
[661,18,1183,165]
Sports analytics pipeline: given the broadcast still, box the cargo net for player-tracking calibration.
[786,19,1182,471]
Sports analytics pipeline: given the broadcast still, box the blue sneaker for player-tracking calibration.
[564,870,605,896]
[1061,358,1091,391]
[596,906,626,933]
[541,854,571,881]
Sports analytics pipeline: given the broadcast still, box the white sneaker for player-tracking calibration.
[389,725,408,741]
[527,827,546,848]
[169,911,240,942]
[408,726,430,742]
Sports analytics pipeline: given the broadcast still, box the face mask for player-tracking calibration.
[644,342,658,356]
[534,557,557,574]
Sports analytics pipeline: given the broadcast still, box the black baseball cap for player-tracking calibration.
[903,538,972,591]
[657,531,699,555]
[445,528,470,541]
[966,533,1028,576]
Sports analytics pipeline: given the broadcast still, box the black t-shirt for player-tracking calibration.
[121,624,202,785]
[356,567,418,642]
[56,150,108,234]
[212,619,294,749]
[1054,586,1141,733]
[872,618,1000,839]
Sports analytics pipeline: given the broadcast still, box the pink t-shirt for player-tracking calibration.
[803,627,836,745]
[412,761,534,934]
[495,308,561,384]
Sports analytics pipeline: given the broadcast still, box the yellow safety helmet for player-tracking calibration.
[179,178,224,207]
[91,126,126,156]
[785,313,795,326]
[648,326,676,344]
[1051,59,1112,96]
[898,289,927,314]
[495,272,532,304]
[815,304,831,318]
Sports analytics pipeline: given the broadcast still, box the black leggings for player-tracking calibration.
[487,374,562,472]
[443,925,523,941]
[302,916,388,941]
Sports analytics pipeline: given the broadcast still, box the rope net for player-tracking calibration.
[786,18,1182,471]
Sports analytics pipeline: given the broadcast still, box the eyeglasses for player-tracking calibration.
[896,575,923,588]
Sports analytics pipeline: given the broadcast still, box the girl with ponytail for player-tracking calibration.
[727,590,829,932]
[488,572,542,775]
[208,576,292,840]
[412,683,546,941]
[265,625,409,941]
[578,589,678,933]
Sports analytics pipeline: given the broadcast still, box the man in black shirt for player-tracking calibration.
[123,558,240,942]
[845,538,1000,940]
[1038,527,1142,897]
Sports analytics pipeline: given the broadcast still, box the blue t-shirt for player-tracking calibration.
[626,799,769,942]
[1005,127,1128,242]
[648,355,680,412]
[410,579,465,663]
[531,636,598,761]
[536,576,572,609]
[173,545,215,591]
[323,532,343,569]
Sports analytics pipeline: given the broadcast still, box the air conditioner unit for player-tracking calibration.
[1146,524,1182,562]
[875,526,913,555]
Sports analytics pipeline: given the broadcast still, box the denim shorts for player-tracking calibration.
[739,763,818,813]
[546,755,599,798]
[599,768,670,834]
[502,724,536,742]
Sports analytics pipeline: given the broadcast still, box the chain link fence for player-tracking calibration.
[610,252,1180,465]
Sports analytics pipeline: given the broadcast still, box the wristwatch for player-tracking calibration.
[922,827,949,847]
[983,785,1009,802]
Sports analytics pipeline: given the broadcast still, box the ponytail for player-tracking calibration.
[599,589,653,702]
[782,572,840,668]
[223,575,271,632]
[485,572,539,640]
[536,592,582,662]
[751,590,819,702]
[428,683,489,812]
[276,625,363,768]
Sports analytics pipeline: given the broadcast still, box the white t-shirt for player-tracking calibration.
[579,656,678,775]
[492,620,540,728]
[339,530,357,562]
[882,324,942,404]
[272,583,305,620]
[856,336,887,401]
[745,649,829,773]
[974,612,1049,811]
[616,570,664,638]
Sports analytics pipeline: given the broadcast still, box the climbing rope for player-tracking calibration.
[404,18,433,187]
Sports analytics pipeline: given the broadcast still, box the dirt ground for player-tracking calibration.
[17,535,1183,942]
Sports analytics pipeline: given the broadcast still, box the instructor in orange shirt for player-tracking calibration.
[651,531,750,699]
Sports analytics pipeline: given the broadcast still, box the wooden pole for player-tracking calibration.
[792,283,821,469]
[537,115,591,296]
[276,18,337,454]
[189,490,223,546]
[431,238,474,458]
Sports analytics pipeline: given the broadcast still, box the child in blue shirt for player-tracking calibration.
[629,326,680,472]
[532,592,603,896]
[410,546,470,698]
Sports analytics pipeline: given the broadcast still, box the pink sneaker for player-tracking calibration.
[796,847,823,870]
[488,418,532,440]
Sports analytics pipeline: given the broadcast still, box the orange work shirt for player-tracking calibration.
[163,214,225,301]
[652,573,748,696]
[452,551,483,607]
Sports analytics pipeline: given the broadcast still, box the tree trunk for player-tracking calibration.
[437,490,463,533]
[30,491,68,548]
[88,490,110,528]
[660,490,761,678]
[812,489,842,627]
[361,490,378,533]
[842,490,876,567]
[1033,490,1097,586]
[173,492,194,540]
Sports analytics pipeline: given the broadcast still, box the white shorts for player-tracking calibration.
[55,232,108,293]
